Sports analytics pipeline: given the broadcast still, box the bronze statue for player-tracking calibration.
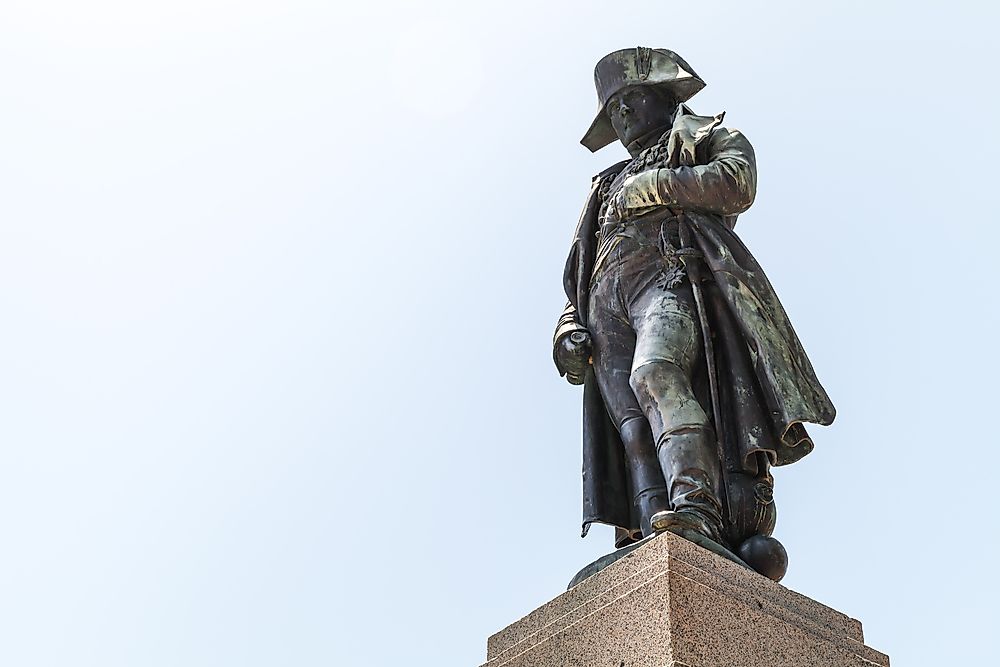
[554,47,836,582]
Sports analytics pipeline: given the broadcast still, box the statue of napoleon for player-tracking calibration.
[554,47,836,582]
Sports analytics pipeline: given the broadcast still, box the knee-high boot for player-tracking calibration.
[619,417,670,538]
[651,427,727,545]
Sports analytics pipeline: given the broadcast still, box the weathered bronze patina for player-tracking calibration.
[554,47,835,582]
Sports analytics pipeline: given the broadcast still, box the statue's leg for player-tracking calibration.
[627,284,727,544]
[589,293,669,538]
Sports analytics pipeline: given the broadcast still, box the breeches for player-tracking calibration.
[588,237,709,439]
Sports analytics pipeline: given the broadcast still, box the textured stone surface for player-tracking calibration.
[482,532,888,667]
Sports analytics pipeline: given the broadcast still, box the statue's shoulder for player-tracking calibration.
[650,108,753,167]
[659,107,728,147]
[592,159,630,183]
[589,159,630,203]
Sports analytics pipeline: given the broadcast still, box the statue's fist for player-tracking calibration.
[615,170,667,213]
[556,330,592,385]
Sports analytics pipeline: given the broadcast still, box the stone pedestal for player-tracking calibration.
[482,532,888,667]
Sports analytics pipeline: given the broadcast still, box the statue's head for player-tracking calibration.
[605,84,678,151]
[581,47,705,153]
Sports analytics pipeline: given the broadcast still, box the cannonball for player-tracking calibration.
[737,535,788,582]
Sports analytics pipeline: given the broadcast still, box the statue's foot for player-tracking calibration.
[649,508,722,542]
[650,510,750,571]
[634,487,672,538]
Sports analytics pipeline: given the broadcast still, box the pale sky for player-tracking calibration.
[1,1,997,665]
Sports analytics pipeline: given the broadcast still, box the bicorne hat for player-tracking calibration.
[581,47,705,152]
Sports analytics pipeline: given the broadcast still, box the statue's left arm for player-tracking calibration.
[614,128,757,216]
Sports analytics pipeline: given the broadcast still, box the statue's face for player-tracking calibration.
[606,85,675,148]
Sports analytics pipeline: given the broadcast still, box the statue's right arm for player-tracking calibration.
[553,302,591,385]
[553,170,617,385]
[555,302,584,343]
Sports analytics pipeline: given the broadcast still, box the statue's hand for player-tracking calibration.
[556,330,592,385]
[608,170,668,218]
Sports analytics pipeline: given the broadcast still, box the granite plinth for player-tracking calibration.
[482,532,888,667]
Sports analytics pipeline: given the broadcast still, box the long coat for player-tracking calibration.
[554,108,836,545]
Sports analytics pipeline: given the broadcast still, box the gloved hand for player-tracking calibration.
[606,169,667,219]
[555,330,592,385]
